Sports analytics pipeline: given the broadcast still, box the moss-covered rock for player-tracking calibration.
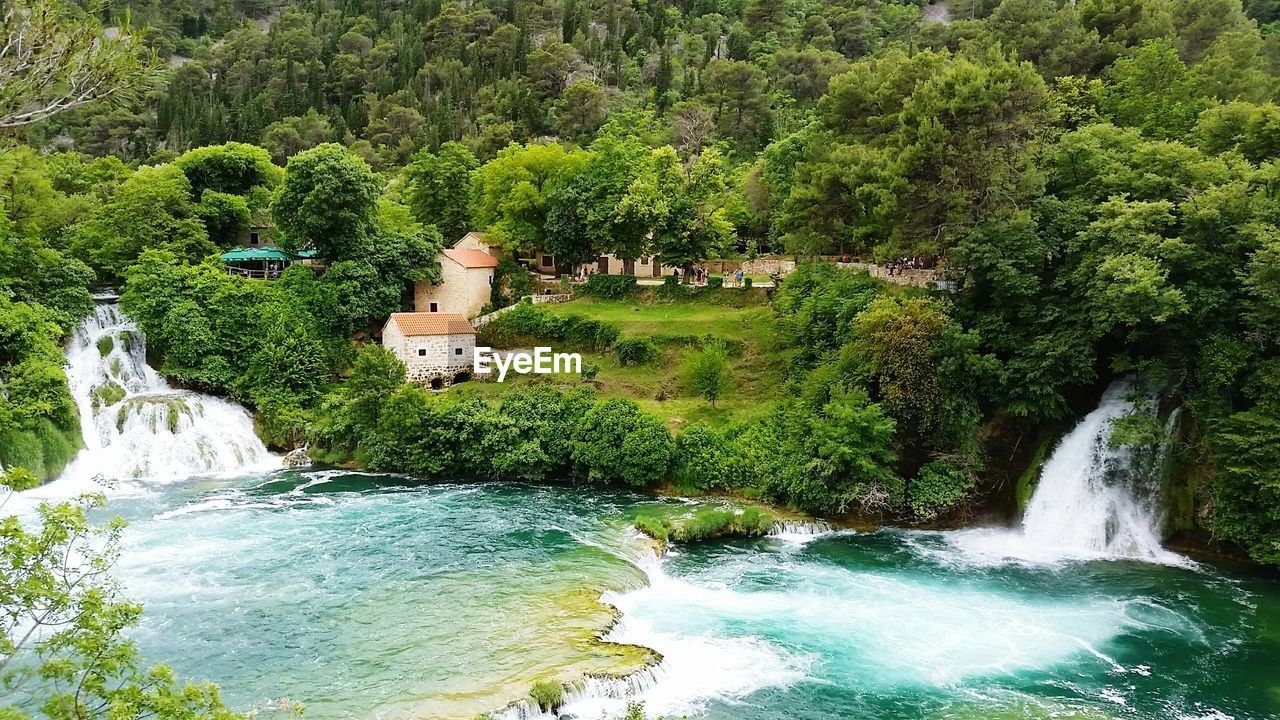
[91,380,126,410]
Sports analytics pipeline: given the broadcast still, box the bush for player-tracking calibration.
[529,681,564,712]
[572,398,674,486]
[673,423,736,489]
[482,304,619,352]
[580,360,600,379]
[580,274,638,299]
[683,340,731,406]
[707,275,724,289]
[742,277,753,289]
[907,460,976,521]
[634,515,673,542]
[614,338,660,366]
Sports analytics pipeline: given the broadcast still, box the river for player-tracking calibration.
[12,305,1280,720]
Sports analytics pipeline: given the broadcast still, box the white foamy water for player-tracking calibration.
[946,378,1187,566]
[30,303,276,499]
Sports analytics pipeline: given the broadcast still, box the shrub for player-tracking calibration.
[683,340,731,406]
[614,338,660,366]
[580,360,600,379]
[908,460,977,521]
[529,681,564,712]
[483,304,619,352]
[673,423,735,489]
[707,276,724,289]
[572,399,674,486]
[634,515,673,542]
[580,274,638,299]
[742,276,753,289]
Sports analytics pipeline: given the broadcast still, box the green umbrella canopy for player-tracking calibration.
[220,247,296,262]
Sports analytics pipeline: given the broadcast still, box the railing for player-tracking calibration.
[226,267,283,280]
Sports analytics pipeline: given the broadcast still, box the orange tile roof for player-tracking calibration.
[442,248,498,268]
[387,312,476,336]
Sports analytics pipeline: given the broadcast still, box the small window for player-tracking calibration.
[417,348,427,357]
[454,347,463,356]
[429,302,439,312]
[540,254,554,268]
[488,275,493,285]
[640,257,649,265]
[249,232,260,246]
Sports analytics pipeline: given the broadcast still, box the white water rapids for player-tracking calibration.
[48,303,275,496]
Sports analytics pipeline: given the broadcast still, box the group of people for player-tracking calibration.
[885,256,934,276]
[677,267,747,286]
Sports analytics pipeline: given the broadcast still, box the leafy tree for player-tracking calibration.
[1100,40,1211,139]
[555,80,608,138]
[698,59,772,147]
[1,467,257,719]
[404,141,479,241]
[272,143,382,259]
[471,142,587,252]
[195,190,251,246]
[174,142,282,198]
[68,164,211,279]
[683,341,732,406]
[0,0,162,127]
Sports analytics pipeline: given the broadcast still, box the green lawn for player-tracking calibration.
[539,296,772,341]
[455,295,790,429]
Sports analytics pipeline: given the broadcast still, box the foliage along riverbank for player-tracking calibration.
[3,0,1280,568]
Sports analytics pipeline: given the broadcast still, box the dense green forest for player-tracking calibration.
[2,0,1280,567]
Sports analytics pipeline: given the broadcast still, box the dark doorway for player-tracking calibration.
[597,256,609,274]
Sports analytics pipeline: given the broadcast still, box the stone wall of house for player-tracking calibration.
[414,260,493,317]
[237,225,277,248]
[383,323,476,384]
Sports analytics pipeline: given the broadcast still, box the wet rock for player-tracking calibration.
[282,447,311,468]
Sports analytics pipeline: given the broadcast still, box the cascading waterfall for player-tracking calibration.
[57,302,274,486]
[1019,378,1174,561]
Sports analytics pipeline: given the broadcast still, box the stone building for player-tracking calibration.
[238,221,276,248]
[414,239,499,318]
[381,312,476,387]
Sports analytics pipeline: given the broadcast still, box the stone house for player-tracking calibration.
[238,222,276,248]
[414,239,499,318]
[381,312,476,387]
[528,249,679,278]
[588,253,679,277]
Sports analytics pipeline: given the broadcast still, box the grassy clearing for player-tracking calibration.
[540,295,771,342]
[460,294,789,429]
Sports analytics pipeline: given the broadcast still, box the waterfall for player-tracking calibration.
[57,303,275,486]
[1019,378,1173,561]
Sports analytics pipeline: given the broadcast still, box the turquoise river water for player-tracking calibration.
[22,469,1280,720]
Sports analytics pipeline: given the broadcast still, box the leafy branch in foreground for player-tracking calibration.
[0,0,163,128]
[0,466,268,719]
